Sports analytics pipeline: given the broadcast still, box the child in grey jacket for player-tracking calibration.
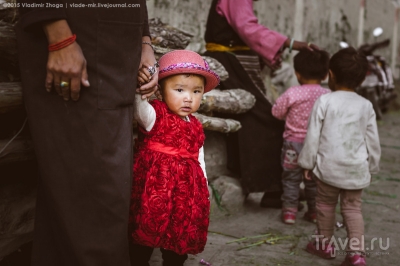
[299,47,381,266]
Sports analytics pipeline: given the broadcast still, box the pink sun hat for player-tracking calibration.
[158,50,220,93]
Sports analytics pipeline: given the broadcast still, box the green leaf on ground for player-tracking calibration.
[209,184,229,213]
[208,230,240,239]
[225,232,297,251]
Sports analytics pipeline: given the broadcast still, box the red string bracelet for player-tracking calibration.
[48,34,77,52]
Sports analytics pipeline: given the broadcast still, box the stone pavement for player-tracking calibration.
[149,111,400,266]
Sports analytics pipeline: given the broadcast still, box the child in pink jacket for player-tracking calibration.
[272,50,330,224]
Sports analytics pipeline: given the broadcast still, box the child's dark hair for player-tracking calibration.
[329,47,368,89]
[294,50,330,80]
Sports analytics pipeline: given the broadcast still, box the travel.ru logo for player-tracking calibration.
[311,235,390,256]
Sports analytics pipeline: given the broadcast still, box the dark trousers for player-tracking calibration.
[203,51,284,194]
[129,244,188,266]
[16,3,144,265]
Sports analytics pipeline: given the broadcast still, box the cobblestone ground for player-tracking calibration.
[149,111,400,266]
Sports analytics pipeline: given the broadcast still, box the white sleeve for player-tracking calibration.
[198,146,207,180]
[133,94,156,132]
[298,98,324,170]
[365,105,381,174]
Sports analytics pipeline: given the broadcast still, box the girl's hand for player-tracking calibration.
[303,169,313,181]
[137,67,151,87]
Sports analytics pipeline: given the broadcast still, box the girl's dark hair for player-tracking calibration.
[329,47,368,89]
[294,50,330,80]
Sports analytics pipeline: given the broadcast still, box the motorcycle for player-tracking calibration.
[356,28,397,119]
[357,40,396,119]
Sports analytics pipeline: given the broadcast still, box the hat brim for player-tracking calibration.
[158,68,219,93]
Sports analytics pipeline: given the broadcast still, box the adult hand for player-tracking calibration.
[293,40,320,52]
[303,169,313,181]
[43,20,89,101]
[284,38,320,52]
[137,37,158,99]
[46,42,89,101]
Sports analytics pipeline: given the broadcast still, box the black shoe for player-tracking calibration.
[260,197,282,208]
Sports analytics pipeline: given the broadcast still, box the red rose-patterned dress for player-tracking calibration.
[129,99,210,255]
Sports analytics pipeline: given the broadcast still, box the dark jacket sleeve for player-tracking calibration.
[142,1,150,37]
[17,0,67,31]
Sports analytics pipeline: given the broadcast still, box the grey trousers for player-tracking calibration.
[281,140,316,210]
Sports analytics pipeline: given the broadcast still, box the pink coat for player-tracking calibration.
[217,0,287,64]
[272,84,330,142]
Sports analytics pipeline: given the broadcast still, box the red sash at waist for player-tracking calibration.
[146,140,199,159]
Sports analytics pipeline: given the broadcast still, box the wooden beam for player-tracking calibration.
[0,21,18,66]
[0,137,35,165]
[203,56,229,81]
[192,113,241,133]
[0,82,22,114]
[198,89,255,114]
[149,18,193,50]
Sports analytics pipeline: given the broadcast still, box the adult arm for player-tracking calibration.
[137,36,159,99]
[142,2,150,38]
[137,3,158,99]
[217,0,319,65]
[17,0,88,101]
[298,97,324,170]
[19,0,155,101]
[365,105,381,174]
[217,0,286,64]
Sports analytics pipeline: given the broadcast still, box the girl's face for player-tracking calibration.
[160,74,205,118]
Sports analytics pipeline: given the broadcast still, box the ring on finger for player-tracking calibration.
[148,61,159,77]
[308,42,312,47]
[147,65,157,77]
[60,81,69,87]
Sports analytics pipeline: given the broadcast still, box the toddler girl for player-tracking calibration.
[272,49,330,224]
[129,50,219,266]
[299,47,381,266]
